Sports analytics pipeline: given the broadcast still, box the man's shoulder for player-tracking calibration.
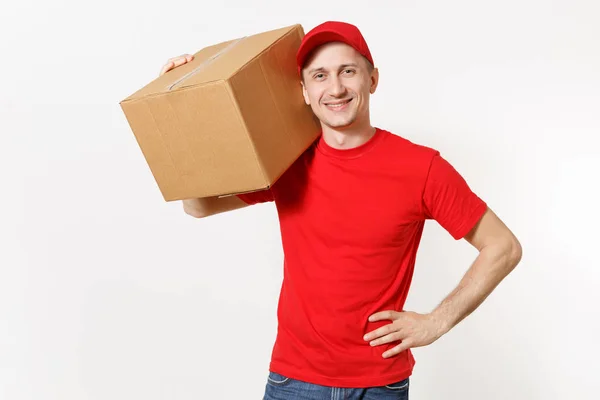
[379,128,439,161]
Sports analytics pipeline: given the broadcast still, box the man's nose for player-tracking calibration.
[328,76,346,97]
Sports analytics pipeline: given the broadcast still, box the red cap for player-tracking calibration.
[296,21,374,76]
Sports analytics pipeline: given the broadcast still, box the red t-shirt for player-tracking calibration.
[237,128,487,388]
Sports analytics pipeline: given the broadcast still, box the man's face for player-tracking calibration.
[301,42,378,130]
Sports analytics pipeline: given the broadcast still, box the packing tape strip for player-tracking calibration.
[167,37,247,91]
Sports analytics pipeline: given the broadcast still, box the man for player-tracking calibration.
[160,21,522,399]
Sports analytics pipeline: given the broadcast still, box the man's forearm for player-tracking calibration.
[430,241,522,335]
[182,196,248,218]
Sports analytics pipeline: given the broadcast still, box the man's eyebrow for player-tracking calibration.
[307,63,360,74]
[307,67,326,75]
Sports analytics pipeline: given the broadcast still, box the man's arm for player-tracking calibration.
[182,196,249,218]
[429,207,523,334]
[365,207,522,357]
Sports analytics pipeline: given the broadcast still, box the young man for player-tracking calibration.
[160,21,522,400]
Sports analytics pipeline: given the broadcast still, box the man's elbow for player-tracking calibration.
[185,209,207,218]
[486,234,523,272]
[182,202,208,219]
[506,235,523,268]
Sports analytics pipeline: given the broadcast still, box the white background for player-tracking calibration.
[1,0,599,399]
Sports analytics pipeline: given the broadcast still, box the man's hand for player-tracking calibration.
[159,53,194,76]
[363,310,447,358]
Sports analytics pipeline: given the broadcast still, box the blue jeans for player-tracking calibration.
[263,371,409,400]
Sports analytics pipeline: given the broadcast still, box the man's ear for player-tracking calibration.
[301,80,311,105]
[369,67,380,94]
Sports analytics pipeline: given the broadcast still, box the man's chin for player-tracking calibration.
[322,117,356,129]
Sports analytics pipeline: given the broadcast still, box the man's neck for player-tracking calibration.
[321,123,377,150]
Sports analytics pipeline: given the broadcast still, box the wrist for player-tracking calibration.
[428,311,453,338]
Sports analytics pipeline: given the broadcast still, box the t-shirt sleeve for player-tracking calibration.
[236,188,275,205]
[422,153,488,240]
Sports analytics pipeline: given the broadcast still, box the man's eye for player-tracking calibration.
[314,73,325,79]
[343,69,356,75]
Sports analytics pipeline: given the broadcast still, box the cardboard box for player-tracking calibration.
[120,24,320,201]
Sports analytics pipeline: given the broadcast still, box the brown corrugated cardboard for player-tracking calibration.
[120,24,320,201]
